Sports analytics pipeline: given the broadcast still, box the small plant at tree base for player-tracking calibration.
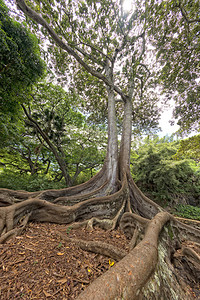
[57,242,62,248]
[66,226,72,235]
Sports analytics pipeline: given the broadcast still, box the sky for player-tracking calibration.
[123,0,135,12]
[159,108,179,137]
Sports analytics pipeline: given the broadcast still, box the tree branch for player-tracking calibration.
[16,0,127,102]
[178,2,200,24]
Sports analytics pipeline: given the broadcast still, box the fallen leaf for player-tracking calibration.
[2,265,8,272]
[57,278,68,284]
[25,247,35,251]
[43,290,52,297]
[109,259,115,267]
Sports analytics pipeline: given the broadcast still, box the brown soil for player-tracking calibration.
[0,222,199,299]
[0,222,128,299]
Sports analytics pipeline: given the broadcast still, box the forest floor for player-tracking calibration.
[0,221,199,299]
[0,222,129,299]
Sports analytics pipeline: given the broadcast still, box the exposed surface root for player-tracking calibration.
[128,225,139,250]
[0,174,129,240]
[0,170,200,299]
[127,173,162,218]
[57,231,127,261]
[52,181,109,205]
[85,200,127,231]
[119,212,149,241]
[76,212,171,300]
[0,212,32,244]
[183,246,200,263]
[173,240,200,293]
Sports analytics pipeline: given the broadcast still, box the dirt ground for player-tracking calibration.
[0,222,129,299]
[0,222,199,299]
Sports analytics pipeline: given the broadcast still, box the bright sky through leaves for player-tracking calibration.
[123,0,135,12]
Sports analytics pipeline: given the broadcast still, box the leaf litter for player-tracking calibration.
[0,222,128,299]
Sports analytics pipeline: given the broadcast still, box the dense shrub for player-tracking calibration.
[0,171,66,191]
[131,136,200,206]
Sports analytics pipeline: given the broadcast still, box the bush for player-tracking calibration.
[131,136,200,206]
[0,171,66,191]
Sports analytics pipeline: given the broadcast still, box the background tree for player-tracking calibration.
[0,81,106,187]
[174,134,200,162]
[0,0,45,144]
[131,135,200,206]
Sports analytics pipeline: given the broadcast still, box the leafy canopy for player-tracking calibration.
[16,0,161,134]
[147,0,200,134]
[0,0,45,113]
[174,134,200,162]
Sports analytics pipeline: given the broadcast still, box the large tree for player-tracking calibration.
[0,1,199,299]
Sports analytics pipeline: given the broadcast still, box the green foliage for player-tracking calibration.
[0,0,45,145]
[0,170,66,191]
[26,82,106,183]
[0,80,106,187]
[66,226,72,235]
[174,204,200,221]
[131,136,200,204]
[29,81,85,136]
[0,0,45,110]
[174,134,200,161]
[57,242,62,248]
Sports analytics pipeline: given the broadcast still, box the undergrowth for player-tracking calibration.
[174,204,200,221]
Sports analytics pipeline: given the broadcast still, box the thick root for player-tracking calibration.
[57,231,127,261]
[76,212,171,300]
[0,175,129,243]
[0,212,31,243]
[0,170,199,299]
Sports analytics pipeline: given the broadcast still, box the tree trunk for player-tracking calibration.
[105,66,118,189]
[22,104,72,186]
[119,98,133,173]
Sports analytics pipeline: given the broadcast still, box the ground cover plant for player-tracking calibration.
[174,205,200,221]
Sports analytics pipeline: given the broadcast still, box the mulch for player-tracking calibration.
[0,222,129,299]
[0,222,199,299]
